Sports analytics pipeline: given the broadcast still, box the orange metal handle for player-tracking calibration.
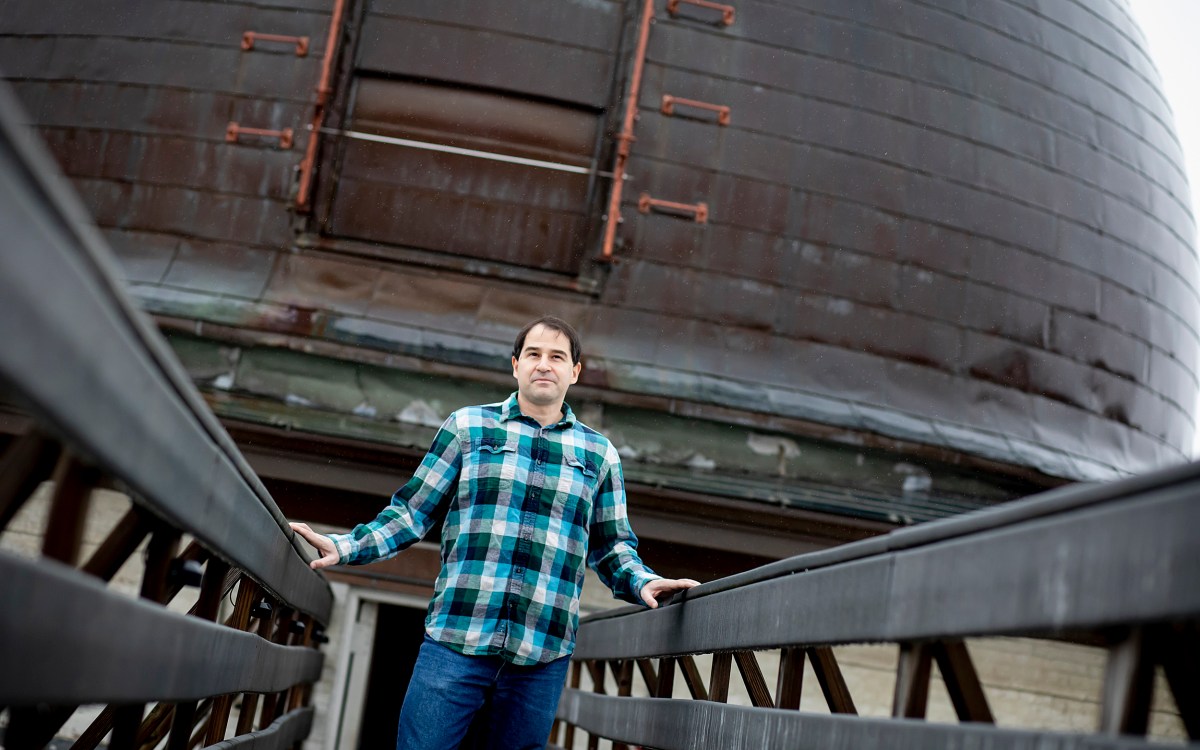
[661,94,731,126]
[242,31,309,57]
[226,122,294,150]
[638,193,709,224]
[666,0,735,25]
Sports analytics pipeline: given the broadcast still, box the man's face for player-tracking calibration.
[512,325,581,407]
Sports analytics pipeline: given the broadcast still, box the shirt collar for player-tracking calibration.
[500,391,576,429]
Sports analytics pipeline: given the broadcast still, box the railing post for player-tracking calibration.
[655,657,676,698]
[0,430,59,531]
[563,660,582,750]
[108,704,143,750]
[893,643,932,718]
[258,606,296,729]
[1101,628,1155,736]
[285,614,316,713]
[776,647,805,710]
[678,655,708,700]
[1160,624,1200,739]
[931,640,994,723]
[205,577,261,744]
[734,651,774,708]
[167,557,231,750]
[611,660,635,750]
[41,452,99,565]
[809,647,857,714]
[81,507,154,581]
[709,653,732,703]
[633,659,657,696]
[236,597,276,735]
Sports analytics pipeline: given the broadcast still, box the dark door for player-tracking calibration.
[357,603,427,750]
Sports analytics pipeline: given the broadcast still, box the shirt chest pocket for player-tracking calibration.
[554,453,599,527]
[466,438,519,496]
[560,453,599,497]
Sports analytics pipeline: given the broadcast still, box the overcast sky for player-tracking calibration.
[1126,0,1200,455]
[1128,0,1200,234]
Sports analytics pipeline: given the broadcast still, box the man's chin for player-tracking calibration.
[522,387,561,405]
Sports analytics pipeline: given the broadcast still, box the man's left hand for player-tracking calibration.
[640,577,701,609]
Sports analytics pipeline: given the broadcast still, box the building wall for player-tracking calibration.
[1,0,1196,484]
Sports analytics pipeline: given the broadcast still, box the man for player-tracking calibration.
[291,316,699,749]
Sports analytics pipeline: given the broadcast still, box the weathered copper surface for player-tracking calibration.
[2,0,1196,484]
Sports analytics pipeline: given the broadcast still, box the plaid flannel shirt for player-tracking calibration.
[328,392,660,665]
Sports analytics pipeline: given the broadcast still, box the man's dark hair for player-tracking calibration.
[512,316,582,364]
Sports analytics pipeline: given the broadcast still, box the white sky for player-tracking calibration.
[1127,0,1200,455]
[1129,0,1200,238]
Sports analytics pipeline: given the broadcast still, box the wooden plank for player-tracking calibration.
[236,599,278,736]
[142,529,182,604]
[708,653,732,703]
[678,655,708,701]
[0,430,58,531]
[286,616,317,713]
[809,646,857,715]
[0,551,322,704]
[8,511,169,747]
[42,453,99,565]
[81,507,154,582]
[636,659,658,696]
[0,88,332,623]
[733,651,774,708]
[556,690,1185,750]
[563,661,581,750]
[932,640,994,723]
[573,483,1200,660]
[135,703,177,750]
[775,647,805,710]
[167,701,198,750]
[1160,626,1200,739]
[655,657,676,698]
[69,705,120,750]
[893,643,932,718]
[206,579,261,744]
[257,607,296,730]
[1100,628,1154,736]
[108,704,143,750]
[207,707,314,750]
[586,660,607,696]
[612,660,634,697]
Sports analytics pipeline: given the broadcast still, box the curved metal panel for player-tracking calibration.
[2,0,1195,481]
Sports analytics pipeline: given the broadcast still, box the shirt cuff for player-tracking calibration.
[631,570,663,606]
[327,533,355,565]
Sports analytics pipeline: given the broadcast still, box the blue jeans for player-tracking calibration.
[396,635,571,750]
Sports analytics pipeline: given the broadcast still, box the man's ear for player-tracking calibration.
[512,357,519,379]
[570,361,581,384]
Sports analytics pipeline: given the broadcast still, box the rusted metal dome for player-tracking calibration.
[1,0,1195,482]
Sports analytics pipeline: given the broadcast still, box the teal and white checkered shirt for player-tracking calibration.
[328,392,660,665]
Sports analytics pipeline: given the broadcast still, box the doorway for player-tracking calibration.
[355,602,427,749]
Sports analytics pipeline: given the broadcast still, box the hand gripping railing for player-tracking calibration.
[555,461,1200,749]
[0,82,332,749]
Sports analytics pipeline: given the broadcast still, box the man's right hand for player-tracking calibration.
[290,522,340,570]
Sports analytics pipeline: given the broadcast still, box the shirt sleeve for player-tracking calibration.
[586,445,661,605]
[326,414,462,565]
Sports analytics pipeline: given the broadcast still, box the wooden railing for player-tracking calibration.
[557,461,1200,749]
[0,83,331,749]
